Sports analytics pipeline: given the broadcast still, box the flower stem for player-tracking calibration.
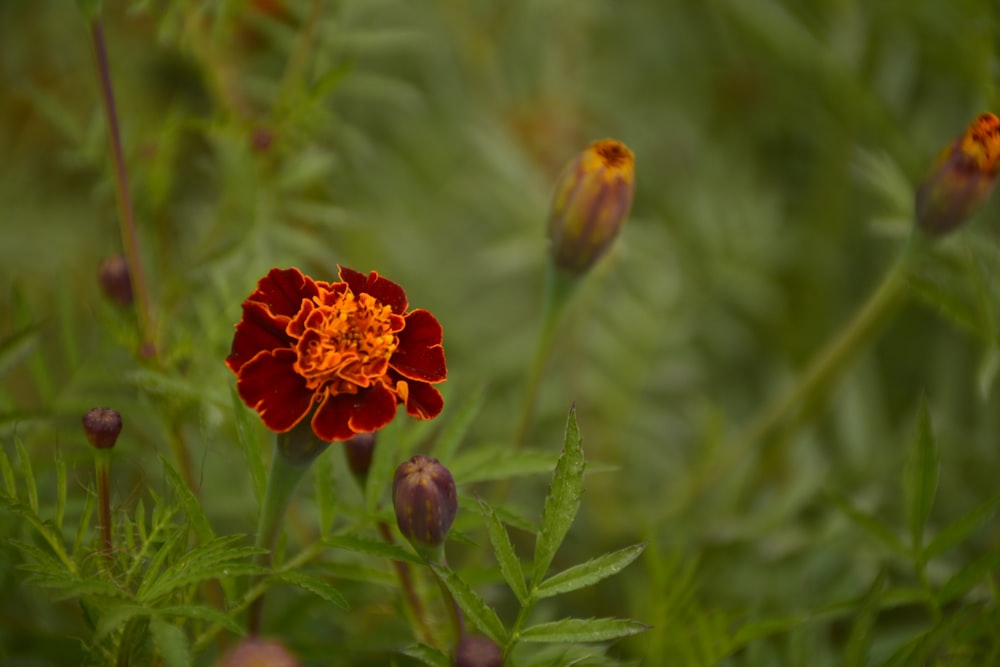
[514,264,579,450]
[247,426,328,634]
[89,20,156,358]
[378,521,437,646]
[94,449,113,561]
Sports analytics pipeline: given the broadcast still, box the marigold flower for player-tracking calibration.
[226,267,447,442]
[548,138,636,274]
[393,454,457,555]
[82,407,123,449]
[916,112,1000,237]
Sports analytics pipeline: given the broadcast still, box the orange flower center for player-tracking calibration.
[292,290,402,395]
[961,113,1000,173]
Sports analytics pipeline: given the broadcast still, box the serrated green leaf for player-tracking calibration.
[0,444,16,498]
[432,385,485,461]
[0,324,41,380]
[827,491,907,557]
[162,457,214,544]
[449,446,557,485]
[16,440,38,512]
[140,535,265,601]
[844,570,887,667]
[400,643,450,667]
[905,398,938,553]
[73,490,95,561]
[938,549,1000,605]
[429,562,506,644]
[518,618,649,644]
[276,571,349,609]
[231,387,267,508]
[151,615,191,667]
[731,614,808,648]
[54,450,66,530]
[157,605,244,636]
[324,533,423,565]
[479,498,528,604]
[95,604,149,642]
[535,543,646,601]
[925,494,1000,559]
[532,408,585,588]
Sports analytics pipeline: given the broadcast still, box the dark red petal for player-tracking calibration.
[251,267,320,318]
[349,383,398,432]
[391,309,447,382]
[311,392,357,442]
[226,301,292,373]
[404,381,444,420]
[338,265,409,314]
[236,349,314,432]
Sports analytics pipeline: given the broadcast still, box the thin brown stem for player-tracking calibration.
[89,20,156,358]
[95,453,113,560]
[379,522,437,646]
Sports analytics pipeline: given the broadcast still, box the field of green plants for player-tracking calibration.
[2,1,1000,665]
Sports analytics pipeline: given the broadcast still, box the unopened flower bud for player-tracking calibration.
[344,432,377,485]
[916,112,1000,237]
[392,454,457,557]
[547,139,636,275]
[454,635,503,667]
[82,407,122,449]
[98,255,134,306]
[217,637,300,667]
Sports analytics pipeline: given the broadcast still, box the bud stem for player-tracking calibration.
[514,264,580,450]
[377,521,437,646]
[89,19,157,359]
[94,448,113,561]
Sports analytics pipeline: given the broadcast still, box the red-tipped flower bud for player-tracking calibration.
[916,112,1000,237]
[82,407,122,449]
[547,139,636,274]
[392,454,457,556]
[98,255,134,306]
[344,432,377,484]
[217,637,300,667]
[454,635,503,667]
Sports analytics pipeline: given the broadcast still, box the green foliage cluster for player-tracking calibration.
[2,0,1000,665]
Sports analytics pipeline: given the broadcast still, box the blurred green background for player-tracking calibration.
[2,0,1000,665]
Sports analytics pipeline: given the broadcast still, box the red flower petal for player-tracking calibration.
[391,309,447,382]
[251,267,320,318]
[403,381,444,420]
[339,266,409,314]
[226,301,292,374]
[236,349,314,432]
[311,383,397,441]
[349,383,398,432]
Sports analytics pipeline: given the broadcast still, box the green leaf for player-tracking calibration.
[401,643,451,667]
[429,562,506,644]
[366,420,402,513]
[532,408,585,588]
[16,440,38,512]
[479,498,528,604]
[843,570,887,667]
[54,450,66,530]
[0,443,16,498]
[450,447,557,485]
[827,491,907,557]
[925,494,1000,559]
[313,447,336,537]
[731,614,808,648]
[139,535,266,602]
[0,323,42,379]
[162,457,214,544]
[151,615,191,667]
[432,384,485,461]
[518,618,649,644]
[95,604,149,642]
[938,549,1000,605]
[324,533,423,565]
[157,605,244,636]
[904,398,938,553]
[76,0,102,19]
[276,571,349,609]
[231,387,267,508]
[535,543,646,601]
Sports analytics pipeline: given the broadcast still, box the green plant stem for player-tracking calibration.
[429,557,465,644]
[89,20,156,358]
[94,449,113,561]
[514,265,579,450]
[247,434,325,635]
[378,521,437,646]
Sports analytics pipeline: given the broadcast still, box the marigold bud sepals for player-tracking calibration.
[393,454,457,561]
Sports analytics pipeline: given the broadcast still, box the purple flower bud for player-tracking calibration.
[217,637,300,667]
[547,139,636,275]
[344,432,377,483]
[454,635,503,667]
[98,255,134,306]
[82,407,122,450]
[392,454,457,554]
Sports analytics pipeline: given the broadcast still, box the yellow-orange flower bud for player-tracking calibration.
[916,113,1000,237]
[547,139,636,274]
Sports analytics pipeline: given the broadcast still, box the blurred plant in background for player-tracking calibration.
[2,0,1000,665]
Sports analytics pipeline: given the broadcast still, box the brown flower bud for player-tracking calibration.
[217,637,300,667]
[82,408,122,449]
[344,432,377,483]
[454,635,503,667]
[98,255,134,306]
[392,454,457,556]
[547,139,636,275]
